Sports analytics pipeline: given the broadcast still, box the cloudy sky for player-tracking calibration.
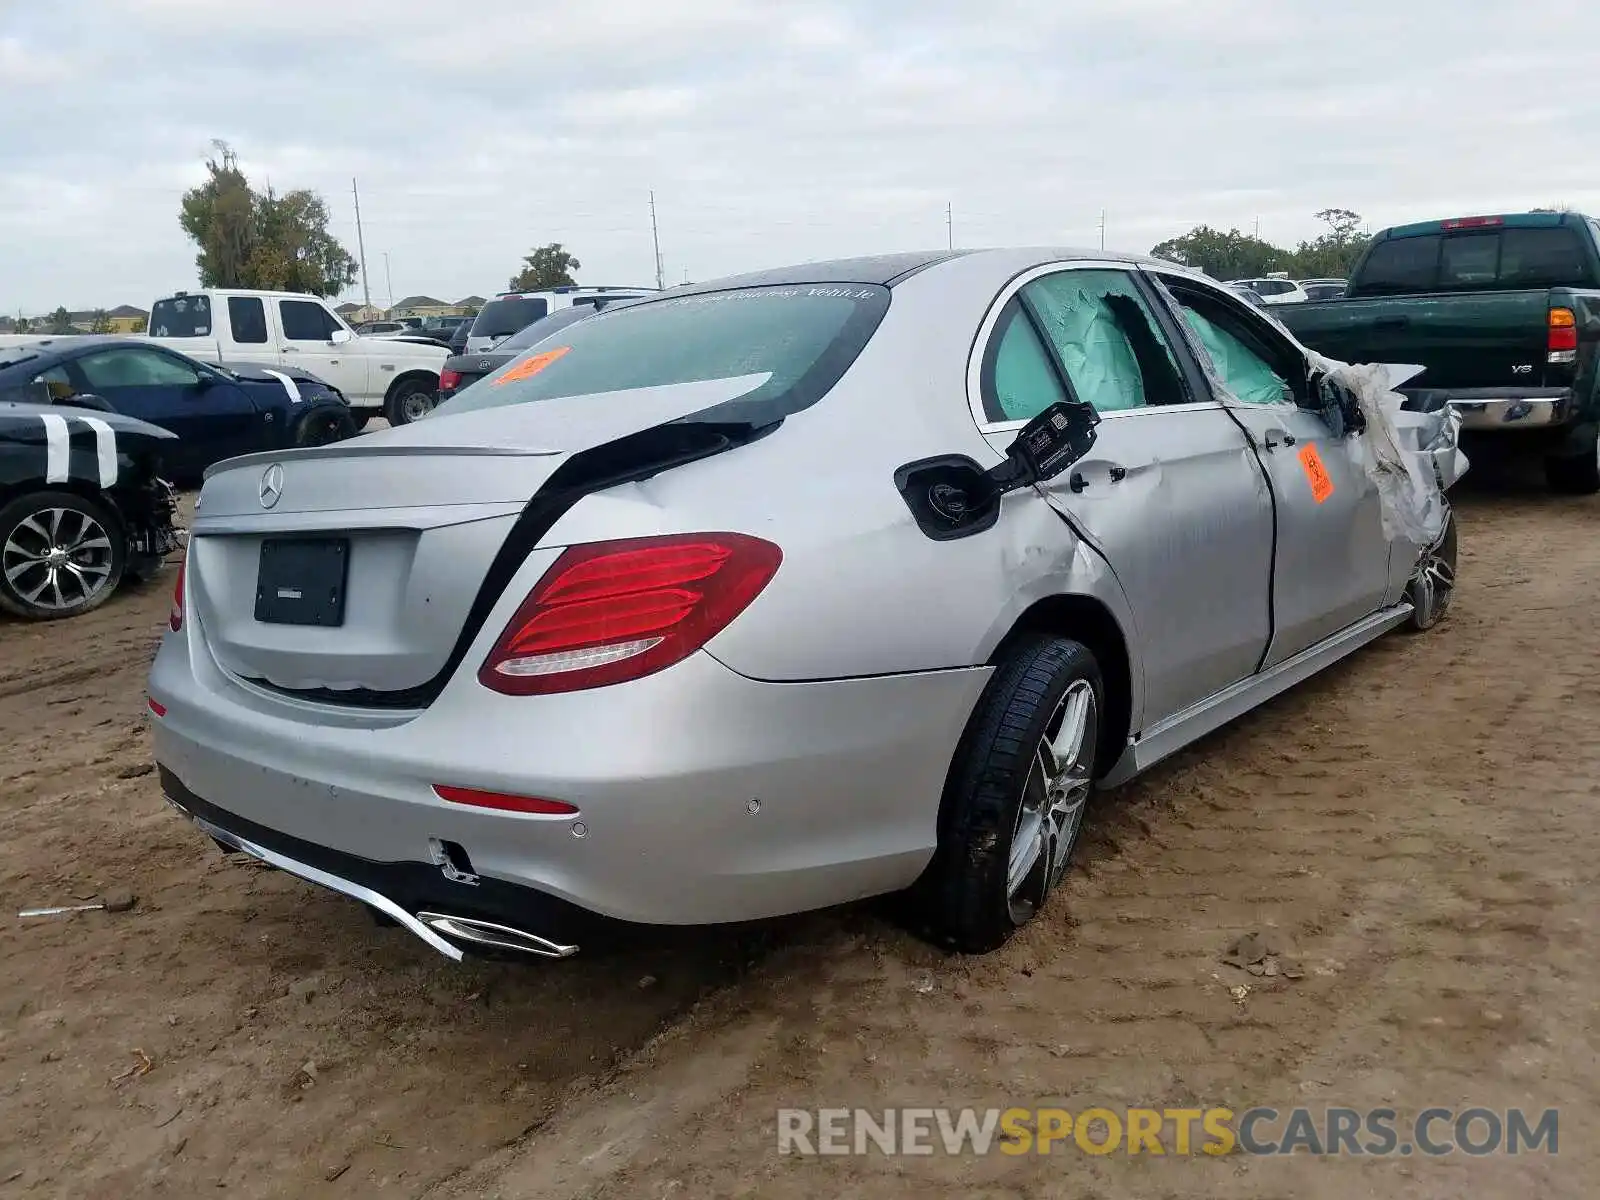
[3,0,1598,313]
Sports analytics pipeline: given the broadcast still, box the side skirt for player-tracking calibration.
[1099,602,1413,787]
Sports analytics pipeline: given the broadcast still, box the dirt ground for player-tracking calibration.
[1,467,1596,1199]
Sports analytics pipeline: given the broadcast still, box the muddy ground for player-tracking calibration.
[1,469,1595,1199]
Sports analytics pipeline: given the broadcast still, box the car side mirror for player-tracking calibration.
[329,328,353,345]
[1314,375,1367,437]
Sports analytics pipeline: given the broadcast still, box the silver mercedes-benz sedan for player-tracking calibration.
[148,248,1463,961]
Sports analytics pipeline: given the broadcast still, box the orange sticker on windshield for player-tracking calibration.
[492,345,571,386]
[1297,443,1335,504]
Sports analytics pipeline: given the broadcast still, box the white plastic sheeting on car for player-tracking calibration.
[1309,353,1468,547]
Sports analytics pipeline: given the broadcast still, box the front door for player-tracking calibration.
[1150,271,1392,668]
[72,346,258,477]
[977,265,1274,724]
[276,298,367,401]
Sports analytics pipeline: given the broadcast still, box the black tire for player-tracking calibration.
[1544,428,1600,494]
[125,553,167,584]
[349,412,372,432]
[1406,509,1458,632]
[0,490,126,621]
[383,377,437,426]
[919,636,1104,954]
[294,407,359,448]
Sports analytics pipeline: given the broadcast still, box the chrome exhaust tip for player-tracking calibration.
[415,912,579,959]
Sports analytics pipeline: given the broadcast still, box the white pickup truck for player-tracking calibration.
[145,289,449,426]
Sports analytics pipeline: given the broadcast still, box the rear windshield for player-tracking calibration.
[434,283,891,425]
[1355,227,1592,294]
[472,297,549,340]
[149,295,213,337]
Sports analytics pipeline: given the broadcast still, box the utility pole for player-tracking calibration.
[352,177,372,314]
[946,201,953,250]
[1099,209,1106,250]
[650,191,665,290]
[1254,215,1261,239]
[382,251,394,311]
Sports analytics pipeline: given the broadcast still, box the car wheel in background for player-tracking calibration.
[1406,509,1458,632]
[384,378,437,426]
[0,490,126,621]
[295,408,359,448]
[919,635,1103,953]
[1544,427,1600,494]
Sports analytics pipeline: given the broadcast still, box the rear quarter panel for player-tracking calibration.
[531,254,1147,724]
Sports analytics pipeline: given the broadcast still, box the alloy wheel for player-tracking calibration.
[1409,515,1457,630]
[1007,679,1098,923]
[2,507,116,612]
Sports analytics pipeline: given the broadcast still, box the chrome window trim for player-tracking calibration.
[966,259,1225,435]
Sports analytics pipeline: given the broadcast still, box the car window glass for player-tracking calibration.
[1497,228,1588,288]
[1357,235,1440,293]
[279,300,337,341]
[497,306,597,352]
[1163,286,1293,406]
[149,294,212,337]
[77,348,202,388]
[435,284,889,427]
[473,297,549,340]
[1021,269,1188,412]
[228,296,269,344]
[1439,233,1499,286]
[31,363,76,402]
[984,299,1068,421]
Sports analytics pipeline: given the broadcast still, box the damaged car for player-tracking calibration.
[1,386,182,620]
[147,249,1465,961]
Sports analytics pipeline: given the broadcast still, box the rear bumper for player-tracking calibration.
[148,631,989,951]
[1408,387,1574,431]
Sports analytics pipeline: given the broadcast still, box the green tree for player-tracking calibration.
[89,309,113,333]
[1284,208,1370,279]
[1148,225,1288,280]
[13,317,29,334]
[47,307,74,335]
[178,140,359,297]
[510,243,580,291]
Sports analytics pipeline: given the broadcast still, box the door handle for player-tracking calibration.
[1107,465,1128,483]
[1263,430,1297,450]
[280,346,299,353]
[1372,316,1410,331]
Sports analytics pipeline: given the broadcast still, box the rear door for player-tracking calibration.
[70,345,258,477]
[276,298,368,400]
[217,296,277,372]
[977,263,1274,724]
[1151,271,1391,667]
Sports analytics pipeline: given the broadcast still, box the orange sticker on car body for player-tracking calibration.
[492,345,571,386]
[1297,443,1335,503]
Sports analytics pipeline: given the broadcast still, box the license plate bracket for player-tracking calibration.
[255,537,349,627]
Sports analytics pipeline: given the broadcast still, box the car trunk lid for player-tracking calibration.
[187,375,767,697]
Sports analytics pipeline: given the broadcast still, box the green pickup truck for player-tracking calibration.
[1275,211,1600,493]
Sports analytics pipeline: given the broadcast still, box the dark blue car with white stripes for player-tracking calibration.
[0,336,357,483]
[0,395,181,621]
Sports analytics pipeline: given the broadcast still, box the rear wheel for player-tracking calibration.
[919,636,1102,953]
[1544,427,1600,494]
[384,377,437,426]
[0,490,126,620]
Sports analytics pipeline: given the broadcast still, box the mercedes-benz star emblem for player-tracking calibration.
[259,463,285,510]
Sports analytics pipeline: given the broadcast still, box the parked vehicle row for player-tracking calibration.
[463,286,656,354]
[1228,275,1348,305]
[148,247,1464,965]
[1276,210,1600,493]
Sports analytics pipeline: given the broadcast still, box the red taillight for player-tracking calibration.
[1549,307,1578,353]
[438,368,461,392]
[479,532,782,695]
[433,784,579,815]
[147,697,167,717]
[1441,215,1504,230]
[169,557,186,632]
